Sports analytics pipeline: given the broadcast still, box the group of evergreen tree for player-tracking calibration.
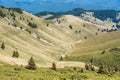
[0,10,6,18]
[10,13,16,20]
[28,22,37,28]
[10,13,16,18]
[85,63,95,71]
[12,50,19,58]
[8,8,23,14]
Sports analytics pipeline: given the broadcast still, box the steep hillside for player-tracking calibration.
[0,6,112,67]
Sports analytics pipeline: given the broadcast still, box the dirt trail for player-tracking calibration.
[37,61,98,69]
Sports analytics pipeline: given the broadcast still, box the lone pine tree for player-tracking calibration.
[52,62,57,70]
[26,57,36,70]
[1,42,5,49]
[98,63,105,74]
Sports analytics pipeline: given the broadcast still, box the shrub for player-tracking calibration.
[20,17,22,20]
[58,20,61,24]
[46,23,49,27]
[96,32,98,35]
[98,63,105,74]
[59,56,63,61]
[90,57,94,63]
[85,63,95,71]
[31,18,33,20]
[13,17,16,20]
[80,69,84,73]
[83,24,85,27]
[101,50,106,54]
[10,13,16,18]
[20,27,23,29]
[69,25,72,29]
[84,36,87,39]
[115,67,120,72]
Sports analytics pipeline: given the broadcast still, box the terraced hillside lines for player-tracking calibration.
[69,30,120,55]
[0,7,116,67]
[65,30,120,68]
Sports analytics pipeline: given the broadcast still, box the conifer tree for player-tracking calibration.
[15,50,19,58]
[1,42,5,49]
[52,62,56,70]
[26,57,36,70]
[69,25,72,29]
[12,50,19,58]
[12,51,16,57]
[98,63,105,74]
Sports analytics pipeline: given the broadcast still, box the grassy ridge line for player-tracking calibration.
[65,30,120,68]
[0,7,115,67]
[70,30,120,54]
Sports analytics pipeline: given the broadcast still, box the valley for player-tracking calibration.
[0,6,120,80]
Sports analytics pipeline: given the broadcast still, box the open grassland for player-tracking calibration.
[65,30,120,68]
[0,7,111,66]
[0,63,120,80]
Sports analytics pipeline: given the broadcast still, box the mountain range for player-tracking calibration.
[0,4,120,79]
[35,8,120,23]
[0,0,120,13]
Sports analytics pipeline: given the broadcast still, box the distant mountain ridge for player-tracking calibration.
[1,6,114,66]
[35,8,120,23]
[35,8,86,19]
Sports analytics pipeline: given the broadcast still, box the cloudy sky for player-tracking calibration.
[0,0,120,13]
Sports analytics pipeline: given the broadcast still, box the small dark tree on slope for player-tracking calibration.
[98,63,105,74]
[12,50,19,58]
[1,42,5,49]
[52,62,57,70]
[28,22,37,28]
[69,25,72,29]
[0,10,6,18]
[26,57,36,70]
[90,57,94,63]
[46,23,49,27]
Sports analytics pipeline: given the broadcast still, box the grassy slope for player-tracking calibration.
[0,63,120,80]
[0,7,109,66]
[66,30,120,68]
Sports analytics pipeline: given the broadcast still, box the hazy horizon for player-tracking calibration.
[0,0,120,13]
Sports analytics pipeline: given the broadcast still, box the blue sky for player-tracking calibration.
[0,0,120,13]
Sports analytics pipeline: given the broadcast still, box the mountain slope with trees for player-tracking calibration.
[0,6,114,67]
